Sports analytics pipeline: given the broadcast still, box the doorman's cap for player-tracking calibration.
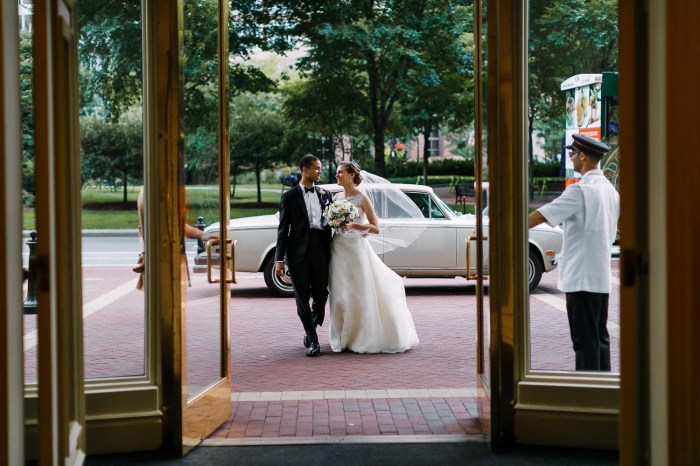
[565,134,610,159]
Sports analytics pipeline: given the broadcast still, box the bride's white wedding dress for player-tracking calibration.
[328,193,420,353]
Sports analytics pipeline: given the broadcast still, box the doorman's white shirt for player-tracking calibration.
[538,169,620,293]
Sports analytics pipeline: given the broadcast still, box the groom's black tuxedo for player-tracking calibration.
[275,184,333,346]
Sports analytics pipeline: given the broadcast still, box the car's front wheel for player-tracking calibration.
[263,257,295,297]
[528,246,545,291]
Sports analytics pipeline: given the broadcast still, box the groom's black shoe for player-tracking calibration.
[303,334,310,348]
[306,342,320,357]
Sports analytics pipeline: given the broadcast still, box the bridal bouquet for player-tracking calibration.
[323,199,359,233]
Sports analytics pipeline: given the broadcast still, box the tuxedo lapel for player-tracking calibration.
[293,185,309,221]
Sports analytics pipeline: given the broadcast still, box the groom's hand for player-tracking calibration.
[275,261,286,277]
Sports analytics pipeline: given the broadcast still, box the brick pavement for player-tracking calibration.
[21,259,618,442]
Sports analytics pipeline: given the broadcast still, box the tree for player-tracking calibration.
[258,0,473,177]
[229,93,288,206]
[78,1,284,185]
[78,0,279,122]
[528,0,618,194]
[282,76,366,181]
[19,30,35,206]
[398,2,474,184]
[80,113,143,203]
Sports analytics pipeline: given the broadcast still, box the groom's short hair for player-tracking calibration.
[299,155,320,171]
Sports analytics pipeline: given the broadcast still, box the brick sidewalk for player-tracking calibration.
[22,261,619,442]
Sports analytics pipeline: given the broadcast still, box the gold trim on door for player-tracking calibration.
[148,0,233,454]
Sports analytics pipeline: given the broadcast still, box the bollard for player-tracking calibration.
[196,216,206,254]
[24,230,38,315]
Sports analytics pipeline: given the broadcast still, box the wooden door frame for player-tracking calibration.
[32,0,86,463]
[1,2,26,464]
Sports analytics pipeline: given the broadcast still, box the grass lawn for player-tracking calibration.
[23,185,283,230]
[21,184,478,230]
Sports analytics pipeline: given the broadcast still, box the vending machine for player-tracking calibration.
[560,72,618,185]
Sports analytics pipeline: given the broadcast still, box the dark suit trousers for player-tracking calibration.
[565,291,611,371]
[288,229,329,344]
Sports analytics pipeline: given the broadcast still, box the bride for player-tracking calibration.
[328,162,420,353]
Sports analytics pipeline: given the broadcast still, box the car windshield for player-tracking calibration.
[434,194,461,217]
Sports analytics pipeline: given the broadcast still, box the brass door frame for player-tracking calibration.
[182,0,232,453]
[147,0,232,454]
[472,0,488,392]
[486,0,528,447]
[488,0,620,450]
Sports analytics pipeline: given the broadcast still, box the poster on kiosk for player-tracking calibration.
[561,74,602,186]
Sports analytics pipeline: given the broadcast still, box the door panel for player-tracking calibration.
[180,0,232,452]
[1,2,26,463]
[32,0,86,462]
[474,0,491,423]
[383,223,455,269]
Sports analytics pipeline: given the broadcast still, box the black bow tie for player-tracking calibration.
[304,186,315,194]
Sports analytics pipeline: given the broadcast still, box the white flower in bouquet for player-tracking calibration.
[323,199,359,233]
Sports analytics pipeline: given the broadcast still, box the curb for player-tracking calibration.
[23,229,138,238]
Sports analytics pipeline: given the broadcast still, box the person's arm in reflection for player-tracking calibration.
[184,223,216,242]
[133,186,217,279]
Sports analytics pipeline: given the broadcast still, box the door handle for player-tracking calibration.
[206,239,221,284]
[206,239,237,284]
[225,239,237,284]
[466,236,488,280]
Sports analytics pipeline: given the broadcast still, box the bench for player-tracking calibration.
[454,182,475,210]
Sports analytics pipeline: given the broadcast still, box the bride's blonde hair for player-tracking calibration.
[339,161,363,185]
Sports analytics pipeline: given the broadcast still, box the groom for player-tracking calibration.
[275,155,333,357]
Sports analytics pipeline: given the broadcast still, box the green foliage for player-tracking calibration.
[78,1,143,121]
[19,31,35,202]
[230,93,290,204]
[78,0,278,123]
[384,157,474,178]
[269,0,474,177]
[80,113,143,203]
[529,0,619,145]
[531,158,562,178]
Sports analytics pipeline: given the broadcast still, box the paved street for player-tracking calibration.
[22,254,619,442]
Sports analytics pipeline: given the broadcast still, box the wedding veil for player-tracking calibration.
[358,170,427,253]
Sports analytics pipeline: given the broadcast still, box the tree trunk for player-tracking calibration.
[256,169,262,207]
[328,136,335,184]
[123,170,128,204]
[528,113,535,202]
[374,130,385,177]
[422,127,431,185]
[367,54,386,177]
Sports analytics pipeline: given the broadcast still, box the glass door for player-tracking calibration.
[181,0,232,452]
[473,0,492,437]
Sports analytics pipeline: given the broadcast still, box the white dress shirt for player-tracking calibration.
[301,184,324,230]
[538,169,620,293]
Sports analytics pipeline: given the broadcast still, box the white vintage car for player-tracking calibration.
[196,183,562,296]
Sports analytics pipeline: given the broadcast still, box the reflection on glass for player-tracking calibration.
[78,1,146,379]
[473,0,490,390]
[527,1,620,374]
[20,5,37,385]
[184,0,223,399]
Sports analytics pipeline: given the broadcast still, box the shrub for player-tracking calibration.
[530,158,561,177]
